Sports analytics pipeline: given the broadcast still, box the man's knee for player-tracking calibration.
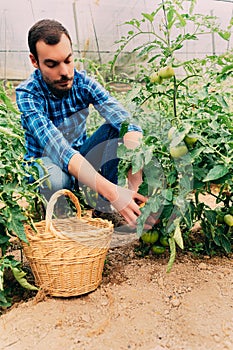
[36,157,74,193]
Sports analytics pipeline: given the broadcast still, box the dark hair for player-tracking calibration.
[28,19,72,62]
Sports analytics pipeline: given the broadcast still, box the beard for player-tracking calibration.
[44,75,74,98]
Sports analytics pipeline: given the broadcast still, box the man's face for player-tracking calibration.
[30,34,75,97]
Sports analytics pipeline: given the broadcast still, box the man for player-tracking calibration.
[16,19,154,230]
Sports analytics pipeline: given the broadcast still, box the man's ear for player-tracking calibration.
[29,53,39,69]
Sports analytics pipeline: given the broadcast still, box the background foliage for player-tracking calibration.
[0,83,44,309]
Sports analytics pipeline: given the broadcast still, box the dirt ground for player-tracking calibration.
[0,230,233,350]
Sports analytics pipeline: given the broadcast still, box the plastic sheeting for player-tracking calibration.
[0,0,232,80]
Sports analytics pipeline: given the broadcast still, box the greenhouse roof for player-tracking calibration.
[0,0,233,79]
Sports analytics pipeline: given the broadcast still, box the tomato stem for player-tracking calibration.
[172,75,179,123]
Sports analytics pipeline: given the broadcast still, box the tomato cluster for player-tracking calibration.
[167,126,198,159]
[140,230,169,255]
[149,66,175,84]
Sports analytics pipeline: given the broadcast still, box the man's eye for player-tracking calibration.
[46,62,57,68]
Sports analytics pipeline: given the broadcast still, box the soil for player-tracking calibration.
[0,231,233,350]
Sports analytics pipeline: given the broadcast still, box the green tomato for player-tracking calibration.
[170,145,188,159]
[216,213,225,224]
[141,231,159,244]
[224,214,233,227]
[151,245,166,255]
[184,135,198,146]
[160,236,169,247]
[149,231,160,244]
[149,72,163,84]
[158,66,175,79]
[141,232,151,243]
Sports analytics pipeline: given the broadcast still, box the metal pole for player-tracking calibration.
[72,1,84,70]
[210,9,216,55]
[227,9,233,51]
[90,4,102,64]
[214,0,233,3]
[72,1,80,54]
[4,10,7,81]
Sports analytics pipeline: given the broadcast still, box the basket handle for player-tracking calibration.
[45,189,81,232]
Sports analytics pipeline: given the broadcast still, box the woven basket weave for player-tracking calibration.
[23,189,113,297]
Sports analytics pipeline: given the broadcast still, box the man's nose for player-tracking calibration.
[59,63,69,76]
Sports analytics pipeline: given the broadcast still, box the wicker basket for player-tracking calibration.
[23,189,113,297]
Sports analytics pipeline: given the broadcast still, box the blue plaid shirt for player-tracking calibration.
[16,69,142,172]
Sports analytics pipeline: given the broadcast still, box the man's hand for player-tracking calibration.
[110,186,156,229]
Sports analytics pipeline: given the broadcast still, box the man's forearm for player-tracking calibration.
[68,152,118,203]
[67,147,148,226]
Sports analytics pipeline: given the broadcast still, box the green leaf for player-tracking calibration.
[117,144,129,159]
[170,124,192,147]
[0,291,11,307]
[161,189,173,202]
[219,234,231,253]
[0,89,19,114]
[229,17,233,27]
[213,234,221,247]
[144,147,154,165]
[0,236,10,245]
[203,165,229,182]
[167,8,174,29]
[167,237,176,273]
[204,210,216,225]
[119,121,129,137]
[183,202,195,229]
[175,11,186,27]
[136,196,161,236]
[8,218,27,243]
[143,160,165,189]
[218,31,231,41]
[220,64,233,75]
[141,12,155,23]
[132,152,144,173]
[0,126,21,139]
[173,221,184,249]
[11,267,38,291]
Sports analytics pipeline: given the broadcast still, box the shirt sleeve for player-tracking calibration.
[16,89,77,172]
[95,94,143,133]
[80,72,142,133]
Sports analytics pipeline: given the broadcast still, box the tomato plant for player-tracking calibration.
[115,0,233,270]
[0,83,46,309]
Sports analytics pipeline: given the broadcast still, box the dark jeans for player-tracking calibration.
[35,123,121,211]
